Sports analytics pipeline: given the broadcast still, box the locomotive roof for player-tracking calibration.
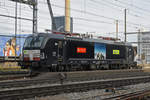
[32,33,132,46]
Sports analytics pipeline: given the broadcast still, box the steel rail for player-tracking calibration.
[0,76,150,100]
[0,70,149,89]
[105,89,150,100]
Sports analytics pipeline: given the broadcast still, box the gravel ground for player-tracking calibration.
[24,82,150,100]
[0,82,60,91]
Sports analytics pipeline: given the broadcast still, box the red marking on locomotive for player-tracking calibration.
[24,57,29,61]
[33,57,40,61]
[77,47,86,53]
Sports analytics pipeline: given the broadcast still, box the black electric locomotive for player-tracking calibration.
[21,33,136,71]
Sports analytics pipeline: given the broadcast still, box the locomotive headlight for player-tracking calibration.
[40,52,45,59]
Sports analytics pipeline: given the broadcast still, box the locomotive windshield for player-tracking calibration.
[24,36,44,48]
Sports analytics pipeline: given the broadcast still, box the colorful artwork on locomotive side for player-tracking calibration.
[0,36,26,56]
[94,43,106,60]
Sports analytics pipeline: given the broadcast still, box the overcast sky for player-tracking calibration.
[0,0,150,42]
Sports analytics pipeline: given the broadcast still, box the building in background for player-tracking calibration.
[52,16,73,33]
[138,32,150,64]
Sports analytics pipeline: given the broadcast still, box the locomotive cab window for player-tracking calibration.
[24,37,33,48]
[34,36,44,47]
[24,36,44,48]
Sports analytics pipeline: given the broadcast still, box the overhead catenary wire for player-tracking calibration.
[90,0,148,20]
[142,0,150,4]
[0,14,33,21]
[94,0,150,21]
[16,0,150,24]
[102,0,150,16]
[13,1,148,30]
[49,3,150,28]
[116,0,150,14]
[53,13,139,29]
[0,9,144,34]
[51,2,150,27]
[0,2,32,12]
[0,0,150,35]
[1,0,149,29]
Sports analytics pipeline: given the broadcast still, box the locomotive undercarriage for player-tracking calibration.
[23,60,134,72]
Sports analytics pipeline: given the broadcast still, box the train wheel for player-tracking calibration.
[82,65,85,70]
[65,65,68,72]
[48,67,52,72]
[66,65,71,72]
[52,65,57,72]
[97,65,101,70]
[56,65,60,72]
[63,65,66,72]
[87,65,91,70]
[109,64,112,70]
[83,65,88,70]
[51,66,54,72]
[28,66,33,77]
[59,66,64,72]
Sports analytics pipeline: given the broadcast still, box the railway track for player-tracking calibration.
[0,76,150,100]
[35,69,144,80]
[0,69,141,81]
[0,69,149,89]
[105,89,150,100]
[0,69,148,88]
[75,83,150,100]
[0,70,31,81]
[0,70,29,75]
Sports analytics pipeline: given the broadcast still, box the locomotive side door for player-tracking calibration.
[46,39,63,65]
[46,39,58,64]
[50,40,63,64]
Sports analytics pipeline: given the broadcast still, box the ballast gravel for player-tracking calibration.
[24,82,150,100]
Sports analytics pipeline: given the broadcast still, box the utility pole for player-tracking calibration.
[124,9,127,42]
[10,0,38,34]
[138,29,141,62]
[15,1,17,60]
[65,0,70,32]
[116,20,118,39]
[32,0,38,34]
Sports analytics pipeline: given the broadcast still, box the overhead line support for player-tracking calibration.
[10,0,38,34]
